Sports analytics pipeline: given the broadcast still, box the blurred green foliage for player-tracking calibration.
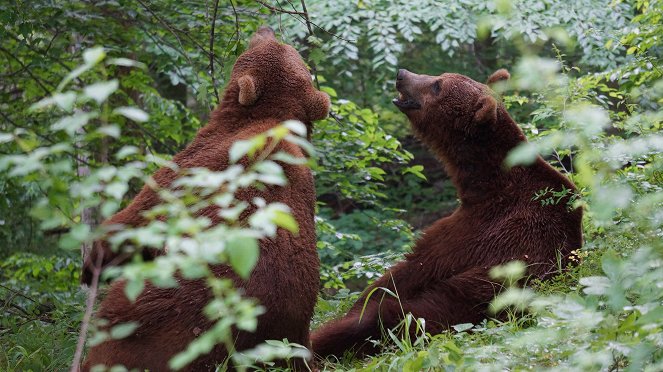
[1,0,662,370]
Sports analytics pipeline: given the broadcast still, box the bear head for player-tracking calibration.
[221,27,330,128]
[393,68,525,169]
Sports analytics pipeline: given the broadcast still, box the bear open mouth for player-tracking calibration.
[392,92,421,110]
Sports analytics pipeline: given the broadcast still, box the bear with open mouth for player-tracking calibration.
[311,68,582,359]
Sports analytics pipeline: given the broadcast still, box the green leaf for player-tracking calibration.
[0,133,13,144]
[490,261,526,283]
[284,134,315,156]
[273,210,299,234]
[50,112,97,136]
[84,80,119,104]
[114,107,149,123]
[367,167,386,181]
[115,146,139,159]
[229,139,253,163]
[505,142,538,167]
[579,276,611,295]
[110,322,139,340]
[601,250,622,280]
[52,92,77,112]
[83,46,106,65]
[70,224,91,241]
[226,236,259,279]
[270,151,308,165]
[320,86,337,98]
[403,165,427,180]
[57,47,106,91]
[230,135,266,163]
[108,58,146,69]
[97,125,121,138]
[283,120,307,137]
[124,278,145,302]
[106,181,129,200]
[452,323,474,332]
[57,64,91,92]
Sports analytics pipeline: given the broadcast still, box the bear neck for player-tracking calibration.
[431,112,529,206]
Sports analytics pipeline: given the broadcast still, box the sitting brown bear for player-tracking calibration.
[310,68,582,358]
[82,27,330,371]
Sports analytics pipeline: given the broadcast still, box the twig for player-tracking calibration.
[8,303,32,318]
[297,0,320,89]
[6,30,70,72]
[70,251,104,372]
[135,0,225,67]
[552,149,570,175]
[127,119,179,154]
[223,0,241,61]
[209,0,221,106]
[282,0,354,43]
[254,0,306,15]
[0,283,40,304]
[0,45,53,95]
[136,23,195,79]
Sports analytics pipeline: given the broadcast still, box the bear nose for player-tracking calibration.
[397,69,408,81]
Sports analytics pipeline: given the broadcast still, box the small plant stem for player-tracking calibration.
[70,251,103,372]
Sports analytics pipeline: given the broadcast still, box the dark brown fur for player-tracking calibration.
[81,27,330,371]
[310,69,582,358]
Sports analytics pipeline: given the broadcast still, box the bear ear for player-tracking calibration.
[305,91,331,121]
[474,95,498,125]
[238,75,261,106]
[486,68,510,86]
[248,26,277,49]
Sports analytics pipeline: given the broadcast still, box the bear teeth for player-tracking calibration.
[398,92,404,101]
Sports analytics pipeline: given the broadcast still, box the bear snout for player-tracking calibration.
[397,68,416,81]
[394,69,422,110]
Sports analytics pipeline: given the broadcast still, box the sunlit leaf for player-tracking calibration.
[83,46,106,65]
[110,322,139,340]
[114,107,149,123]
[505,142,538,167]
[272,210,299,234]
[84,80,119,104]
[124,278,145,302]
[226,236,259,279]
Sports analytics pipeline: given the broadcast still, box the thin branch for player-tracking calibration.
[135,0,189,54]
[70,251,103,372]
[136,23,194,76]
[262,0,322,89]
[8,303,32,318]
[281,0,354,43]
[254,0,306,15]
[0,46,53,95]
[297,0,320,89]
[9,29,67,70]
[0,283,39,304]
[135,0,225,67]
[223,0,241,61]
[209,0,221,106]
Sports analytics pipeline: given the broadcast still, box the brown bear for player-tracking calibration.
[81,27,330,371]
[310,68,583,358]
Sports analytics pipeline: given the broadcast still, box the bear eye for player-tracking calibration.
[432,81,442,95]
